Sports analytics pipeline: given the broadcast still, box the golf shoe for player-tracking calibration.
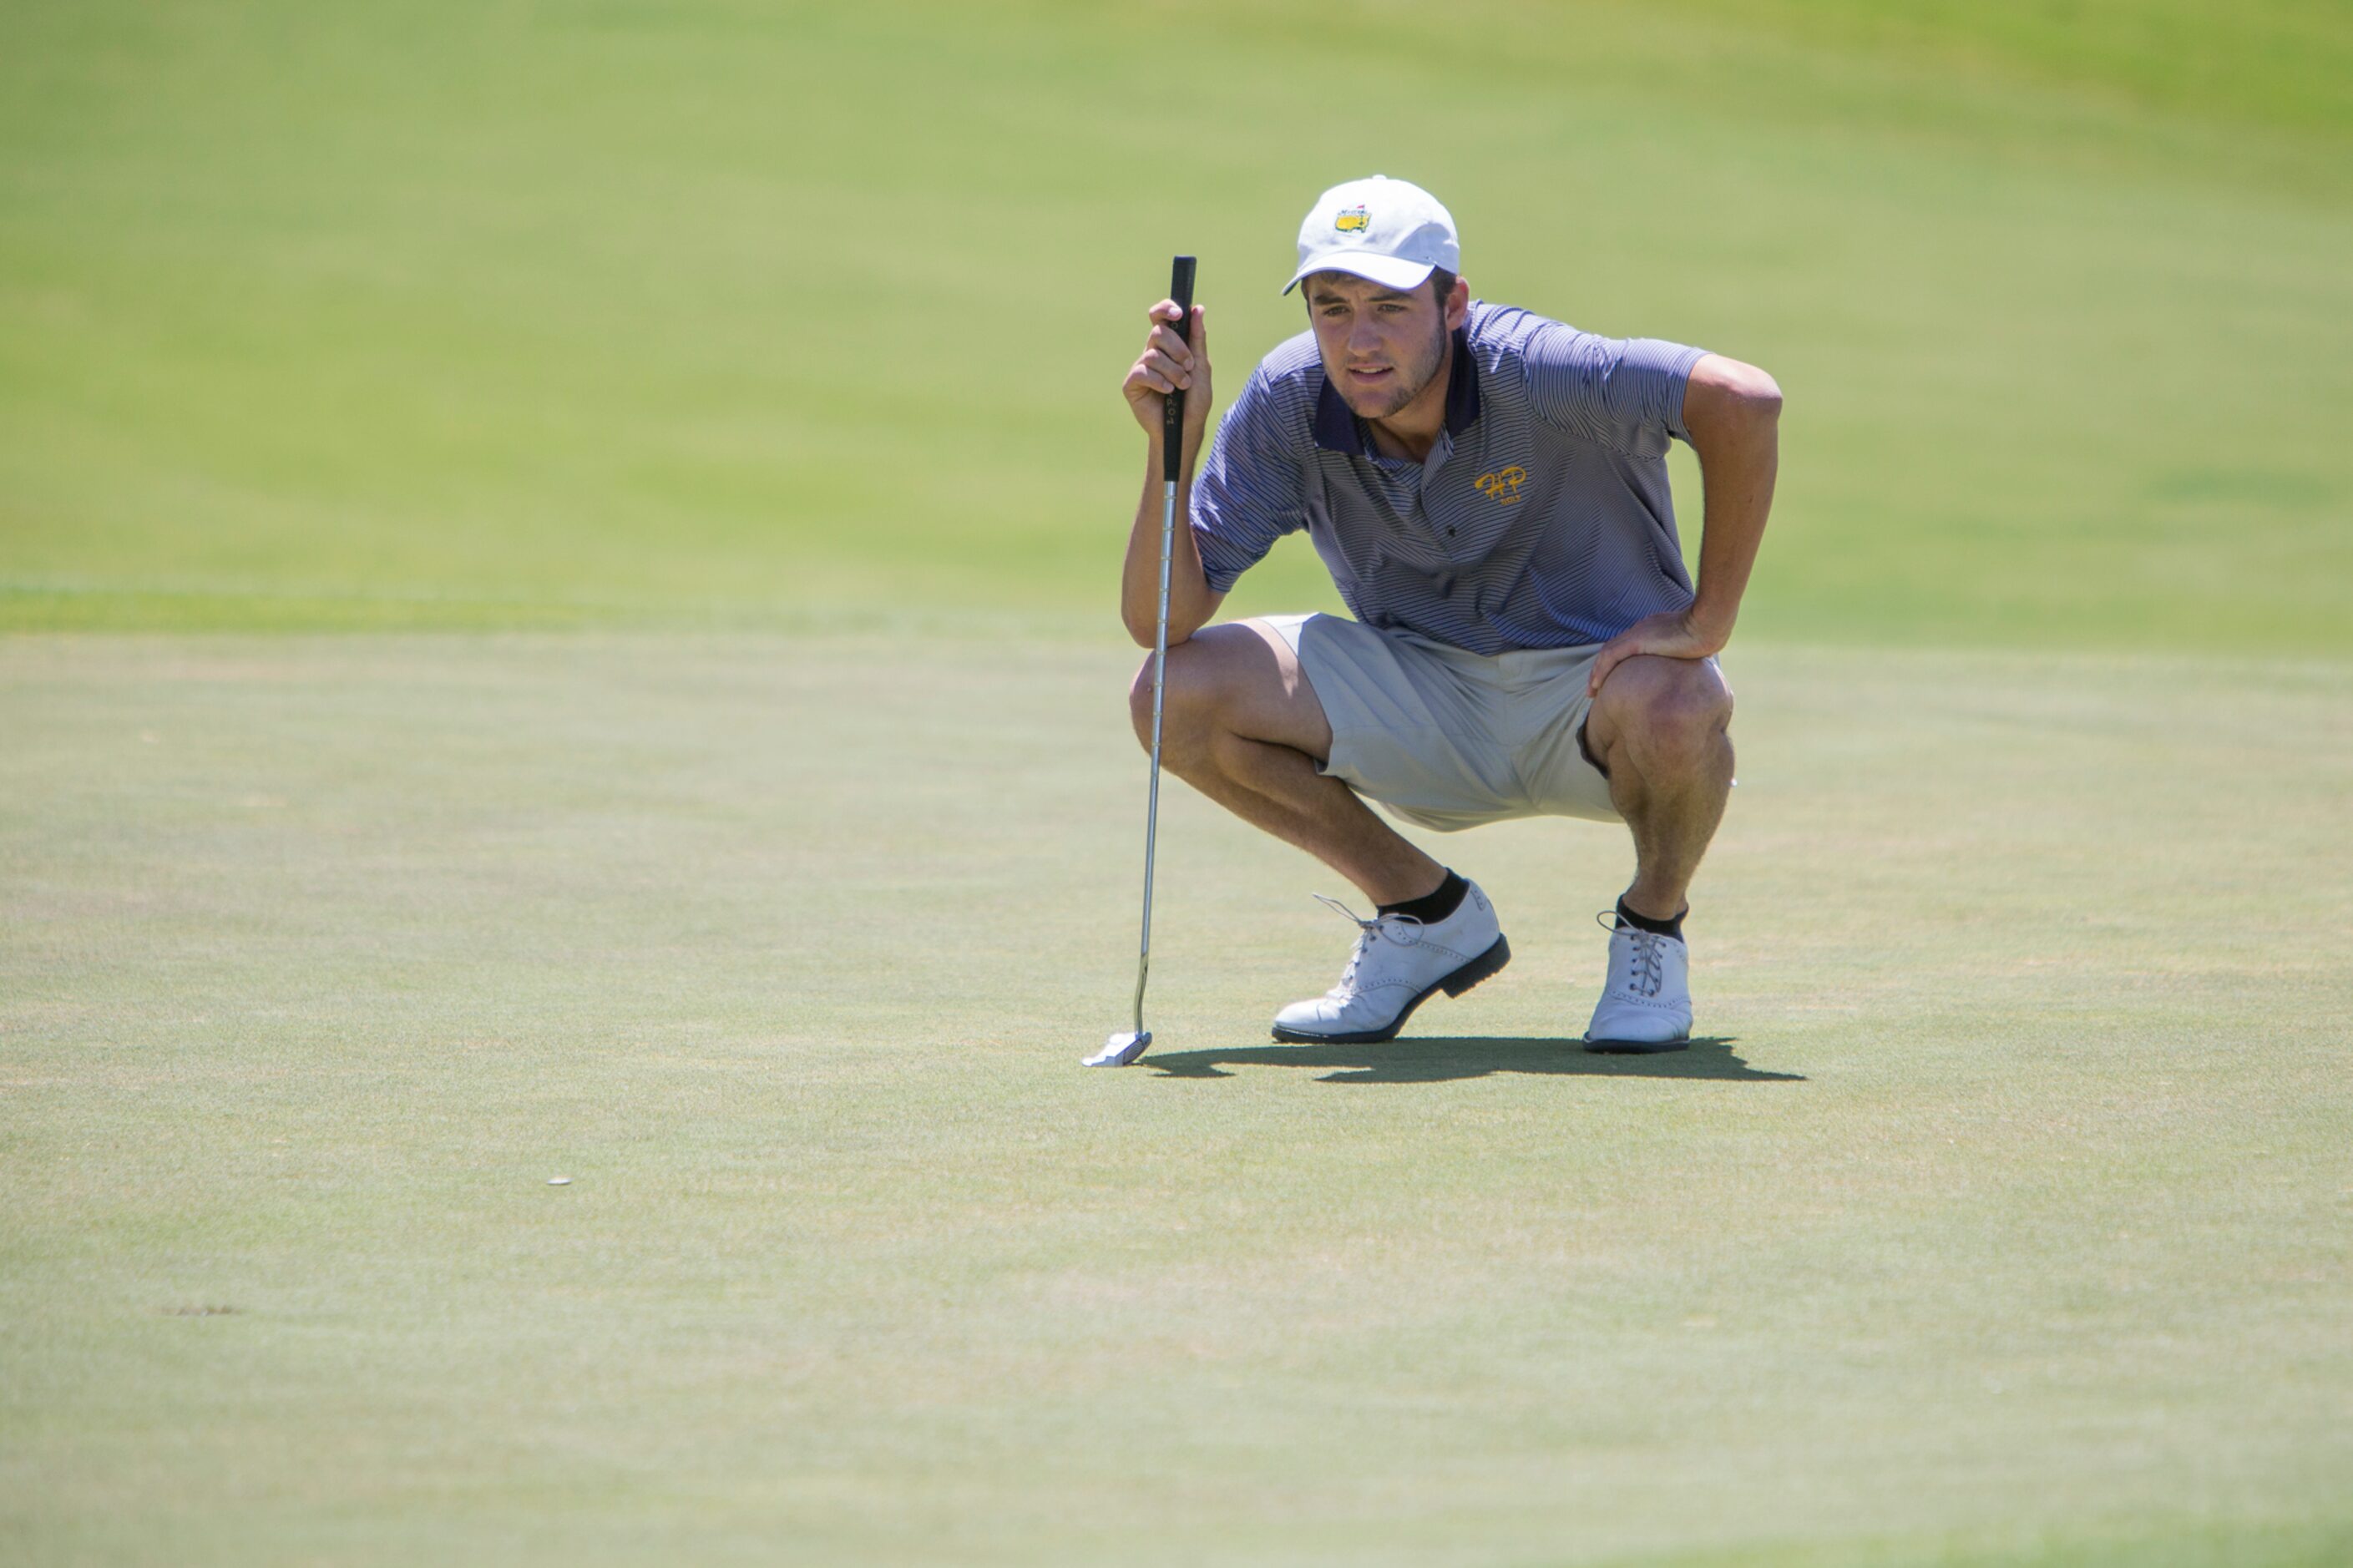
[1583,915,1693,1052]
[1272,881,1510,1044]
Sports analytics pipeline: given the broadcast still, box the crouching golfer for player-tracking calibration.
[1118,175,1781,1050]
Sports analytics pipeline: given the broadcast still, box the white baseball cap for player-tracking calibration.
[1283,175,1460,295]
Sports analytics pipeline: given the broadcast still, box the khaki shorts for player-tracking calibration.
[1262,612,1624,833]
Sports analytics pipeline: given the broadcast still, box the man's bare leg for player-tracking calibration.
[1129,620,1442,906]
[1581,654,1737,920]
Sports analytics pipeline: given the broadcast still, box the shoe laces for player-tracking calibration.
[1314,893,1422,996]
[1595,910,1667,999]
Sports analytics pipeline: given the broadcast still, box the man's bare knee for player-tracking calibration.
[1127,655,1157,749]
[1131,623,1332,761]
[1593,656,1733,776]
[1130,640,1225,756]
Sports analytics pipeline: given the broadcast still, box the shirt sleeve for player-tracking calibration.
[1519,321,1707,458]
[1187,366,1308,594]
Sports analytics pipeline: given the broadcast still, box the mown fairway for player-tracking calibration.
[3,0,2351,1563]
[3,635,2349,1564]
[4,0,2350,649]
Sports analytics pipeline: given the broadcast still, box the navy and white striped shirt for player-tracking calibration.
[1192,301,1707,655]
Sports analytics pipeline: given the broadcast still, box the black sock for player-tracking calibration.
[1381,869,1467,924]
[1616,897,1685,943]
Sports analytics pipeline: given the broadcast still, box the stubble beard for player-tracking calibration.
[1343,314,1450,422]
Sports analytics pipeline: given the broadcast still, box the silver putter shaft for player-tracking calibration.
[1087,255,1196,1070]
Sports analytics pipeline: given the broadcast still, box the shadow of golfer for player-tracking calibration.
[1143,1035,1800,1085]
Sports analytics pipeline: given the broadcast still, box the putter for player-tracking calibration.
[1086,254,1197,1070]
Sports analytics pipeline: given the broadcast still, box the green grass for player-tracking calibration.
[3,0,2350,647]
[8,3,2353,1560]
[3,634,2349,1563]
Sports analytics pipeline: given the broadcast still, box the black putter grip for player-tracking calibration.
[1161,255,1197,483]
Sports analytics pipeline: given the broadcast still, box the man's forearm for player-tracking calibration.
[1683,361,1782,647]
[1121,438,1221,648]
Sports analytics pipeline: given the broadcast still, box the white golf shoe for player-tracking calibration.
[1271,883,1510,1044]
[1583,914,1693,1053]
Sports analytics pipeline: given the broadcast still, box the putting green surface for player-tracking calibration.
[8,0,2353,1560]
[4,634,2348,1564]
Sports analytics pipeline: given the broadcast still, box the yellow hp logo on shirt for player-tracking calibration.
[1475,466,1527,505]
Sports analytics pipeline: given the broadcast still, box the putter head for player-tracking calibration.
[1083,1029,1151,1069]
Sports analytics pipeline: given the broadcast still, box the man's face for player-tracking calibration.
[1305,271,1461,422]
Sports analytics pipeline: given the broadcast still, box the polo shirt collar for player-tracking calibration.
[1311,326,1480,456]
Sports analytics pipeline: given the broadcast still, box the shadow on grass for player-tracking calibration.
[1144,1035,1802,1084]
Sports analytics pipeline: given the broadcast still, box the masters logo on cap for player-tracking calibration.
[1285,175,1460,296]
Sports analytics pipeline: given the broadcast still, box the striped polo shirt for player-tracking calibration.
[1191,300,1708,655]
